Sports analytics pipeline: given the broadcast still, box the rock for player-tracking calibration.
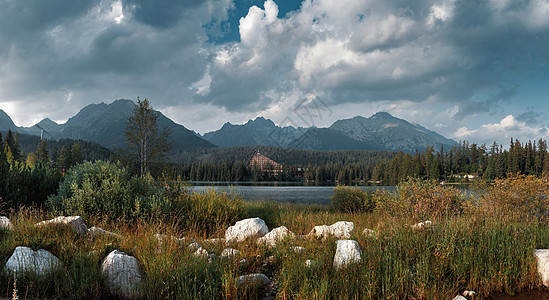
[5,246,61,277]
[453,296,467,300]
[0,216,12,230]
[462,290,476,297]
[411,220,433,230]
[154,233,193,245]
[101,250,142,299]
[309,221,354,240]
[35,216,88,234]
[188,241,201,252]
[204,238,225,244]
[292,246,305,254]
[221,248,240,259]
[257,226,295,247]
[304,259,317,268]
[333,240,362,269]
[362,228,376,237]
[225,217,269,243]
[194,247,209,258]
[236,273,272,289]
[534,249,549,286]
[88,227,123,239]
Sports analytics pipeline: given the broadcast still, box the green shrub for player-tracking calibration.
[331,186,375,213]
[47,161,159,220]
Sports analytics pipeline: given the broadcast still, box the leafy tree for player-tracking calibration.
[125,97,171,178]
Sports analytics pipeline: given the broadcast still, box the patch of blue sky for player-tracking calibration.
[205,0,303,44]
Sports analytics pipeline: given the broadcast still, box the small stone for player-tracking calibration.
[362,228,376,237]
[304,259,317,268]
[221,248,240,259]
[5,246,61,277]
[88,227,123,239]
[35,216,88,234]
[453,296,467,300]
[101,250,142,299]
[257,226,295,247]
[204,238,225,244]
[225,217,269,243]
[462,290,476,297]
[236,273,272,289]
[0,216,13,230]
[155,233,194,245]
[333,240,362,269]
[188,241,201,252]
[194,247,209,258]
[411,220,433,230]
[292,246,305,254]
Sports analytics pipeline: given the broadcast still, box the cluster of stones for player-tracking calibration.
[5,215,549,299]
[2,215,138,299]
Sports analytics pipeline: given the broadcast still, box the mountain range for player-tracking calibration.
[0,99,456,153]
[202,112,456,152]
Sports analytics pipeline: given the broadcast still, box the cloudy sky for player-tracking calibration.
[0,0,548,147]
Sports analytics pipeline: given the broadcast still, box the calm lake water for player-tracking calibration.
[190,182,396,205]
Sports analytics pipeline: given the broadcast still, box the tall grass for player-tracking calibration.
[2,175,549,299]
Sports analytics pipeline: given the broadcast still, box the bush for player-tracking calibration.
[376,178,465,221]
[331,186,375,213]
[47,161,159,220]
[466,173,549,220]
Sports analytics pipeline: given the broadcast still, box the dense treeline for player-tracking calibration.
[372,138,549,183]
[169,147,393,182]
[0,130,113,211]
[172,145,393,165]
[171,138,549,184]
[4,131,112,164]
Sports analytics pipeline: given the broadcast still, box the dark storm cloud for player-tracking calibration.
[517,108,546,126]
[123,0,207,29]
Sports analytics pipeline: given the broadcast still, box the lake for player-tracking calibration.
[190,182,396,205]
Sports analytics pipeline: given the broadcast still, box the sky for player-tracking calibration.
[0,0,548,147]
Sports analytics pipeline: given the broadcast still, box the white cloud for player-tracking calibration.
[452,115,549,145]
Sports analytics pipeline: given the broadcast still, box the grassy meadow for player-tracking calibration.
[1,164,549,299]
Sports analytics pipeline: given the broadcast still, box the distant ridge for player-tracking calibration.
[18,99,215,150]
[203,112,456,152]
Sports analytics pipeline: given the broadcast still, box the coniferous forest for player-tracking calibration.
[170,138,549,184]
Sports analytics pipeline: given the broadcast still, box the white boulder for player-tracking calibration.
[0,216,12,230]
[333,240,362,269]
[35,216,88,234]
[101,250,142,299]
[5,246,61,276]
[310,221,354,240]
[535,249,549,286]
[453,296,467,300]
[257,226,295,247]
[225,218,269,243]
[221,248,240,259]
[236,273,272,289]
[88,227,123,239]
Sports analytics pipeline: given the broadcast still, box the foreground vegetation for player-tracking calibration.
[2,169,549,299]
